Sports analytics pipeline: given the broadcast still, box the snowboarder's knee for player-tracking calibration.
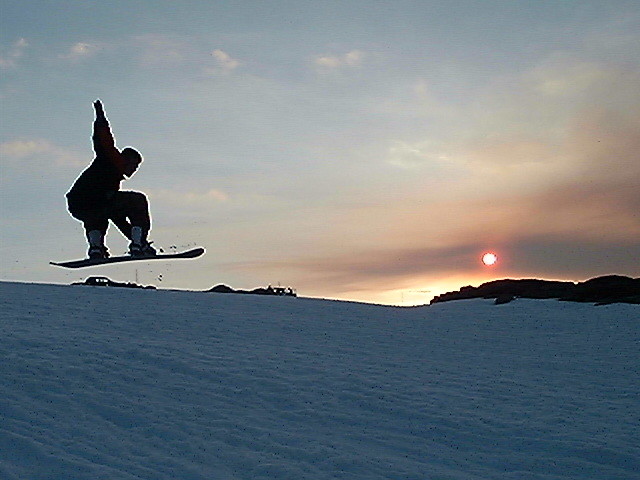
[118,190,148,207]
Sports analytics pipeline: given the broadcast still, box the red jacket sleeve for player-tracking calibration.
[92,116,126,174]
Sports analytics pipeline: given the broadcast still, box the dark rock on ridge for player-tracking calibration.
[430,275,640,306]
[73,276,156,290]
[208,284,297,297]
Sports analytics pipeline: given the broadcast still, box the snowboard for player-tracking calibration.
[50,247,205,269]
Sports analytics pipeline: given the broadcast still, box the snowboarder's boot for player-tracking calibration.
[87,230,109,259]
[88,245,109,259]
[129,241,156,257]
[128,226,156,257]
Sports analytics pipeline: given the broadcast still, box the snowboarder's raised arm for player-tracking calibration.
[92,100,115,153]
[93,99,106,119]
[92,100,125,172]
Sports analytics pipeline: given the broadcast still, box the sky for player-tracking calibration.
[1,0,639,305]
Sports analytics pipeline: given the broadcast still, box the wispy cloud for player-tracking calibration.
[61,42,100,62]
[0,38,28,68]
[207,49,241,74]
[528,54,612,98]
[277,55,640,295]
[0,138,84,167]
[387,140,454,170]
[1,138,49,157]
[314,50,364,71]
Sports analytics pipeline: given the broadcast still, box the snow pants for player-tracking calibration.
[67,190,151,240]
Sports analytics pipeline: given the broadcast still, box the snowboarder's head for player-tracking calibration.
[121,147,142,177]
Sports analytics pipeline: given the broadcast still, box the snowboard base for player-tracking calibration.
[50,247,205,269]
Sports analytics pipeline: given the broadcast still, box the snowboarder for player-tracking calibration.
[66,100,156,259]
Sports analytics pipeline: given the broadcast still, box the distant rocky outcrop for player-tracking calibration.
[72,276,156,290]
[207,284,297,297]
[430,275,640,306]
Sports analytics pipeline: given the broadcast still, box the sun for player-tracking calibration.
[482,252,498,266]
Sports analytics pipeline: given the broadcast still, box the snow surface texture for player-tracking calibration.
[1,282,639,480]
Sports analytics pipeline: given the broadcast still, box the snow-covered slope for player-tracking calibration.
[1,282,638,479]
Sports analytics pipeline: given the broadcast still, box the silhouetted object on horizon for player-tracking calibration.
[208,284,297,297]
[72,276,156,290]
[66,99,155,260]
[430,275,640,306]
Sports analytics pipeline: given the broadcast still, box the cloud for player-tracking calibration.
[291,51,640,298]
[0,38,28,68]
[287,87,640,295]
[1,138,49,157]
[61,42,100,61]
[299,244,480,284]
[503,236,640,278]
[209,49,240,74]
[314,50,364,71]
[233,212,640,300]
[201,49,241,76]
[527,54,615,98]
[0,138,84,167]
[387,140,455,170]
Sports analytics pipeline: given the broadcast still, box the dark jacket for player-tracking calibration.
[66,114,127,210]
